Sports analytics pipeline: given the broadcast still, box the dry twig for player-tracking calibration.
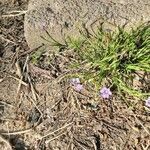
[2,10,27,17]
[39,122,73,140]
[0,128,32,136]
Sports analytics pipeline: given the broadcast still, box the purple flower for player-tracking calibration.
[74,84,83,92]
[145,97,150,107]
[70,78,83,92]
[100,87,112,99]
[70,78,80,86]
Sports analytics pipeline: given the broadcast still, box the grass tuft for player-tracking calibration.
[66,23,150,98]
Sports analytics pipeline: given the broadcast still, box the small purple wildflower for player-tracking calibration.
[70,78,80,86]
[100,87,112,99]
[70,78,83,92]
[74,84,83,92]
[145,97,150,107]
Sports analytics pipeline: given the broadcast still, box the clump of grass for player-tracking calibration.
[30,47,45,65]
[67,23,150,98]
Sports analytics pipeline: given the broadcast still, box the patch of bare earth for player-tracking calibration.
[0,1,150,150]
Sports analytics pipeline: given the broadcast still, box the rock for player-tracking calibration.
[24,0,150,50]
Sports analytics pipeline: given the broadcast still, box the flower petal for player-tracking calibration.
[70,78,80,85]
[100,87,107,93]
[145,97,150,107]
[74,84,83,92]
